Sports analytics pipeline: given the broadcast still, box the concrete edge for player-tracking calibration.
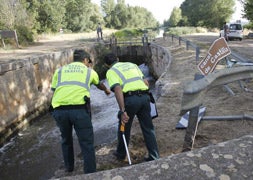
[54,135,253,180]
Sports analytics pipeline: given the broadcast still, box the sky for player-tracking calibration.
[91,0,246,23]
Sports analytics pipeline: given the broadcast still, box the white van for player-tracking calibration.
[220,23,243,41]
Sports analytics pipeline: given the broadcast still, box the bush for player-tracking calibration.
[15,25,34,46]
[114,28,144,40]
[243,23,253,30]
[166,26,208,36]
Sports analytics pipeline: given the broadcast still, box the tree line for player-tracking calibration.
[0,0,158,44]
[165,0,252,29]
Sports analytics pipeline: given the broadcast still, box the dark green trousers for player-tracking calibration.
[53,108,96,174]
[116,93,160,160]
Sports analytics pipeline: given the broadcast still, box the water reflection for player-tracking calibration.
[0,114,62,180]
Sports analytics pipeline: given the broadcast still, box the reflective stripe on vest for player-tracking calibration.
[56,67,91,91]
[111,67,142,89]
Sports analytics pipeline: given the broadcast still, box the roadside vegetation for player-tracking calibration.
[165,27,211,36]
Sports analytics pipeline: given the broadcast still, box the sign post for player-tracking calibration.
[197,37,231,75]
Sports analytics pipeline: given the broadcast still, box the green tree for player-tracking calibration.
[168,7,182,27]
[127,6,156,28]
[101,0,157,29]
[22,0,41,34]
[0,0,28,29]
[64,0,96,32]
[101,0,116,28]
[203,0,234,28]
[111,0,128,28]
[0,0,35,44]
[37,0,66,33]
[90,3,104,30]
[180,0,235,28]
[241,0,253,22]
[0,0,159,38]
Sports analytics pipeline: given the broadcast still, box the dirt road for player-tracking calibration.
[0,30,116,62]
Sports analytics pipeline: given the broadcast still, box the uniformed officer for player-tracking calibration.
[96,23,103,40]
[103,53,160,162]
[223,22,229,41]
[51,49,110,174]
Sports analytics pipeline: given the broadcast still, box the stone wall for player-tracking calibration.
[0,50,72,146]
[149,43,172,79]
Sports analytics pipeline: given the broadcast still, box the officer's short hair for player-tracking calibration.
[73,49,90,62]
[104,53,117,65]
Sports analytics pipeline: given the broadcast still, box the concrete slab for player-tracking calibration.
[54,135,253,180]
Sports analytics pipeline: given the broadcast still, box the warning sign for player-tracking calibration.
[197,37,231,75]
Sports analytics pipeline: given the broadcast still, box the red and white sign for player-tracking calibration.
[198,37,231,75]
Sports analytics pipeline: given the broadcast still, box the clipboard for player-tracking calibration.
[149,93,158,119]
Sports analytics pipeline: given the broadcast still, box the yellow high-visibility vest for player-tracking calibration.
[51,62,99,108]
[106,62,148,92]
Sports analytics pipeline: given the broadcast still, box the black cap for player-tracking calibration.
[73,49,90,62]
[104,53,117,65]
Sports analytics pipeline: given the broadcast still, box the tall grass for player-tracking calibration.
[166,27,208,36]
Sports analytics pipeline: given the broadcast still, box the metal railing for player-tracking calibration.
[103,35,157,47]
[163,34,201,63]
[163,33,253,66]
[227,51,253,63]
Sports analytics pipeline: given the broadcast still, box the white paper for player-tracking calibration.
[150,102,158,119]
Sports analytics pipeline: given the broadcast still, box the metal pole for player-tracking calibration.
[202,114,253,121]
[122,133,132,165]
[120,124,132,165]
[182,106,200,152]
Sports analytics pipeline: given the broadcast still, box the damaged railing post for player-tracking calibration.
[182,106,200,152]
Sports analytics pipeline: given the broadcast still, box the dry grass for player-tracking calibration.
[36,29,118,42]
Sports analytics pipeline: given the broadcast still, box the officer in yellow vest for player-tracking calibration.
[51,49,110,174]
[103,53,159,162]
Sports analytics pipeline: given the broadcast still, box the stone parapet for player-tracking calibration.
[0,50,72,146]
[149,42,172,78]
[55,135,253,180]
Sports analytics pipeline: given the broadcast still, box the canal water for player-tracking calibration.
[0,64,156,180]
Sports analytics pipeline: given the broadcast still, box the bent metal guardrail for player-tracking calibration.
[180,66,253,151]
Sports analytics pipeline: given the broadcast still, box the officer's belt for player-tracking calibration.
[123,90,149,97]
[54,104,86,110]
